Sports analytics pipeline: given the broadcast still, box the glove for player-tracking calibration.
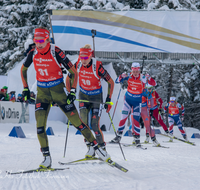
[150,109,154,117]
[22,87,30,100]
[104,95,112,113]
[121,72,127,78]
[67,89,76,104]
[158,108,162,114]
[181,116,184,121]
[145,73,151,79]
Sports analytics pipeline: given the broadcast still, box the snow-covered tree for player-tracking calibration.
[0,0,199,129]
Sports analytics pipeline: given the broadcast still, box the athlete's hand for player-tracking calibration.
[121,72,127,78]
[145,73,151,80]
[22,87,30,100]
[104,96,112,113]
[67,89,76,104]
[181,116,184,121]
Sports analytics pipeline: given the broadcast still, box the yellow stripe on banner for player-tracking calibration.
[52,10,200,50]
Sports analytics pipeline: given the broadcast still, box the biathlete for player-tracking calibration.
[164,97,186,141]
[130,87,160,146]
[110,62,156,147]
[21,27,111,168]
[66,44,114,158]
[146,84,170,136]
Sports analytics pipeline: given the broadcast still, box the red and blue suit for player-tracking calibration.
[164,102,186,137]
[116,73,156,135]
[147,90,168,132]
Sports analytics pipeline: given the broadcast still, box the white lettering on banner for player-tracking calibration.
[0,102,29,123]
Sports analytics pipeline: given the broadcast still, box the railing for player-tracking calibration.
[65,51,200,65]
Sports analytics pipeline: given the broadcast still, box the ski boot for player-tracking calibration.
[151,136,161,147]
[39,156,52,168]
[39,147,52,168]
[144,133,150,143]
[165,130,173,142]
[92,143,110,162]
[183,134,188,141]
[85,141,95,158]
[110,131,123,143]
[134,134,141,148]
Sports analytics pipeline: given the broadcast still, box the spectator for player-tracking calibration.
[17,94,24,102]
[9,91,16,102]
[28,91,36,104]
[1,86,9,101]
[0,89,6,101]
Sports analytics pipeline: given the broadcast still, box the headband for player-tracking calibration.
[79,48,93,56]
[34,28,49,38]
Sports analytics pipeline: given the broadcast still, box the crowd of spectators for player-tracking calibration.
[0,86,35,104]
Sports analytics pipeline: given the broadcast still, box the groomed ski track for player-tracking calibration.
[0,121,200,190]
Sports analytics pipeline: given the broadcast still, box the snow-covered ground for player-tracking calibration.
[2,57,200,190]
[0,121,200,190]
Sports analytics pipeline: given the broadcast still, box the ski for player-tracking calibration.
[122,143,147,150]
[59,157,128,173]
[159,134,196,146]
[106,158,128,173]
[108,141,119,144]
[6,167,69,175]
[163,141,174,143]
[58,157,100,165]
[142,142,152,144]
[153,145,169,148]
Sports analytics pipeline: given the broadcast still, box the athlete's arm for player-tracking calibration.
[98,64,114,99]
[55,46,78,90]
[155,91,163,108]
[21,49,34,88]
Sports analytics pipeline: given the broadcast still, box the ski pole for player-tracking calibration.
[107,112,126,161]
[108,85,122,131]
[76,99,113,106]
[91,29,96,57]
[63,120,70,158]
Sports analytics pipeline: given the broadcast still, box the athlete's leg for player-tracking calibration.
[91,104,105,146]
[118,99,131,133]
[141,106,155,138]
[153,108,168,131]
[168,116,175,134]
[174,116,186,137]
[35,87,52,156]
[51,83,96,143]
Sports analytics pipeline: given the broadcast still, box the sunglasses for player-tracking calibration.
[170,101,175,103]
[33,37,48,44]
[80,56,90,60]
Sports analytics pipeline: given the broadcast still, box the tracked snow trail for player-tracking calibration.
[0,122,200,190]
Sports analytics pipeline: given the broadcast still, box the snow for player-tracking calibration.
[0,121,200,190]
[1,57,200,189]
